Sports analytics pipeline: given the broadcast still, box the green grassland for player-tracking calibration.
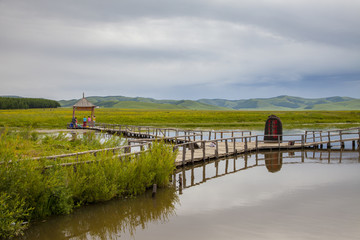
[0,108,359,130]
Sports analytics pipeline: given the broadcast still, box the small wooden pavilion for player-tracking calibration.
[72,93,96,120]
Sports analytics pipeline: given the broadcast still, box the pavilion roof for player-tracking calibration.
[73,95,96,108]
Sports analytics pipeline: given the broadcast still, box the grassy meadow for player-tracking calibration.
[0,108,359,130]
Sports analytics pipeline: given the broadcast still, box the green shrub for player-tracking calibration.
[0,193,32,239]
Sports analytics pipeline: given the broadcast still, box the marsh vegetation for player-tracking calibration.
[0,128,176,238]
[0,108,359,130]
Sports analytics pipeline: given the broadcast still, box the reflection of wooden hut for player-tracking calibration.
[265,152,283,173]
[72,93,96,119]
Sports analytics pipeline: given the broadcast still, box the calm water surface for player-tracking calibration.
[21,150,360,240]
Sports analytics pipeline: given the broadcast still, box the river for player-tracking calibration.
[21,149,360,240]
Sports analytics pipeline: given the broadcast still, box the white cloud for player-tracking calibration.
[0,0,359,100]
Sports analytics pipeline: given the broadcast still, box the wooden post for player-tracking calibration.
[244,137,248,152]
[301,151,304,163]
[233,138,237,154]
[209,131,211,141]
[320,131,323,142]
[305,131,308,143]
[225,139,228,156]
[301,135,304,150]
[202,141,206,161]
[313,132,315,143]
[201,164,205,183]
[191,168,195,186]
[256,135,258,152]
[225,159,229,174]
[278,136,280,149]
[327,131,331,149]
[182,145,186,165]
[215,160,219,176]
[340,130,344,149]
[215,141,219,158]
[191,143,194,164]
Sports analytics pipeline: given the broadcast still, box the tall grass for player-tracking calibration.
[0,130,177,239]
[1,108,360,130]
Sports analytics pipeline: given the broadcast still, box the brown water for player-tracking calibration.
[21,150,360,240]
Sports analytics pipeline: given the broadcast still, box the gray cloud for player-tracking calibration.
[0,0,359,100]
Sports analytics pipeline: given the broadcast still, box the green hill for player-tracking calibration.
[59,96,230,110]
[59,95,359,110]
[198,95,359,110]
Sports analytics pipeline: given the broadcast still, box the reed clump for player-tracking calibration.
[0,129,176,239]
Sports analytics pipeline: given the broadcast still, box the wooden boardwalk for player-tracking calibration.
[87,123,360,167]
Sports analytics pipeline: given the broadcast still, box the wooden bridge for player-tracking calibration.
[87,123,360,167]
[32,124,360,168]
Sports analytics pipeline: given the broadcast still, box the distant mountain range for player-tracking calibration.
[58,95,360,110]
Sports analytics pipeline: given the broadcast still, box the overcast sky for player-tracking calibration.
[0,0,359,100]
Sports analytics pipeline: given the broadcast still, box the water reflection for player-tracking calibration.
[174,149,360,192]
[21,188,179,240]
[20,149,360,240]
[265,152,283,173]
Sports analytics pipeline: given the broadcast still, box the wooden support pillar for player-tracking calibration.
[225,139,229,156]
[233,138,237,154]
[202,141,206,161]
[225,159,229,174]
[256,136,258,152]
[244,138,248,152]
[182,169,186,188]
[215,160,219,176]
[178,174,183,195]
[191,143,194,164]
[301,135,304,150]
[182,146,186,166]
[215,141,219,159]
[202,164,206,183]
[301,151,304,163]
[339,130,343,147]
[191,168,195,186]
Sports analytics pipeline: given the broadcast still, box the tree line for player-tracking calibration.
[0,97,60,109]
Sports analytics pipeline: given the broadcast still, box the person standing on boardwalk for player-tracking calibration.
[87,116,91,127]
[83,116,87,128]
[93,116,96,126]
